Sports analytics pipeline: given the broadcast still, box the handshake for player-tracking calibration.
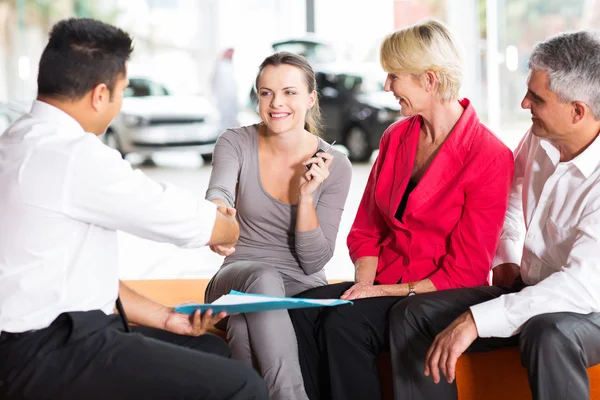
[210,201,239,256]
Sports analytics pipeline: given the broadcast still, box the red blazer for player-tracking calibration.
[347,99,514,290]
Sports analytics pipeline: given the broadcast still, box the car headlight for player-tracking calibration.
[122,114,149,127]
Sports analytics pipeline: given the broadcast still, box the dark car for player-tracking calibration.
[314,65,401,161]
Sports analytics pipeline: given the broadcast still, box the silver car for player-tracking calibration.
[104,77,221,162]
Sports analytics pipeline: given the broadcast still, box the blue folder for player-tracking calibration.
[174,290,352,315]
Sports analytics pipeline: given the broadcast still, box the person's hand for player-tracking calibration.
[164,307,227,336]
[424,311,478,384]
[340,282,386,300]
[492,263,520,287]
[299,152,333,198]
[210,205,237,256]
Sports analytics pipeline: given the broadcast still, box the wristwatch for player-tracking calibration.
[407,282,416,297]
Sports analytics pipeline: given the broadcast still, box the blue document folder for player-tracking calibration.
[174,290,352,315]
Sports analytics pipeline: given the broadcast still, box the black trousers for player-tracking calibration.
[0,310,268,400]
[290,282,404,400]
[389,285,600,400]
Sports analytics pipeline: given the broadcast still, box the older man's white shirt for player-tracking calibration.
[471,129,600,338]
[0,101,217,333]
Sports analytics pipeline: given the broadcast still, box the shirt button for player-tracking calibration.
[403,257,410,266]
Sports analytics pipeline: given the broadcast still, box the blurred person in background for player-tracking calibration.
[212,47,240,134]
[0,17,266,400]
[289,20,514,400]
[204,52,352,400]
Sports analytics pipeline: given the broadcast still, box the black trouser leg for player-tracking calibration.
[132,324,232,358]
[0,311,267,400]
[322,295,403,400]
[290,282,354,400]
[388,286,516,400]
[519,312,600,400]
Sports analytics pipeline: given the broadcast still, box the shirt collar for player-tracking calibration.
[29,100,85,136]
[539,133,600,178]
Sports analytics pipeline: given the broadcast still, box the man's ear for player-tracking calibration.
[572,101,587,124]
[91,83,110,112]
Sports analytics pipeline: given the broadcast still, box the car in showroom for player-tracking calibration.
[103,77,221,162]
[314,64,401,162]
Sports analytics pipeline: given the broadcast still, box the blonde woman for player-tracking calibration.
[205,52,352,400]
[289,20,513,400]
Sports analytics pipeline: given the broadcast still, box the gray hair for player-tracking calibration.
[529,30,600,119]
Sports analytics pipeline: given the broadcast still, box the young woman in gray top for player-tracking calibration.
[204,52,352,400]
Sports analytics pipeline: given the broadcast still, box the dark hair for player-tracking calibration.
[37,18,133,100]
[255,52,323,136]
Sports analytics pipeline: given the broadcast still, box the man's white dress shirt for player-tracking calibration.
[0,101,217,333]
[471,129,600,338]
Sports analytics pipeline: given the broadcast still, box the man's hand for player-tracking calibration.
[164,308,227,336]
[340,282,386,300]
[492,263,520,287]
[424,311,478,384]
[210,205,237,256]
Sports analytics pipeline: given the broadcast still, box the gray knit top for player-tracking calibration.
[206,124,352,286]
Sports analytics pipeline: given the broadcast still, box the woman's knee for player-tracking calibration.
[239,264,285,296]
[321,303,364,332]
[389,296,429,330]
[207,263,285,300]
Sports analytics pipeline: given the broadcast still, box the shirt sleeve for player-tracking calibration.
[492,131,531,267]
[471,195,600,337]
[347,132,392,263]
[63,136,217,248]
[205,130,243,208]
[428,148,515,290]
[295,154,353,275]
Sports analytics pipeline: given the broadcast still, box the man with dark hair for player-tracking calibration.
[0,18,267,400]
[388,29,600,400]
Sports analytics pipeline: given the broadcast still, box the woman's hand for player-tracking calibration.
[299,152,333,198]
[164,307,227,336]
[340,282,387,300]
[210,205,237,256]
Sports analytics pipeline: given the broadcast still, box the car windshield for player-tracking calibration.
[124,78,171,98]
